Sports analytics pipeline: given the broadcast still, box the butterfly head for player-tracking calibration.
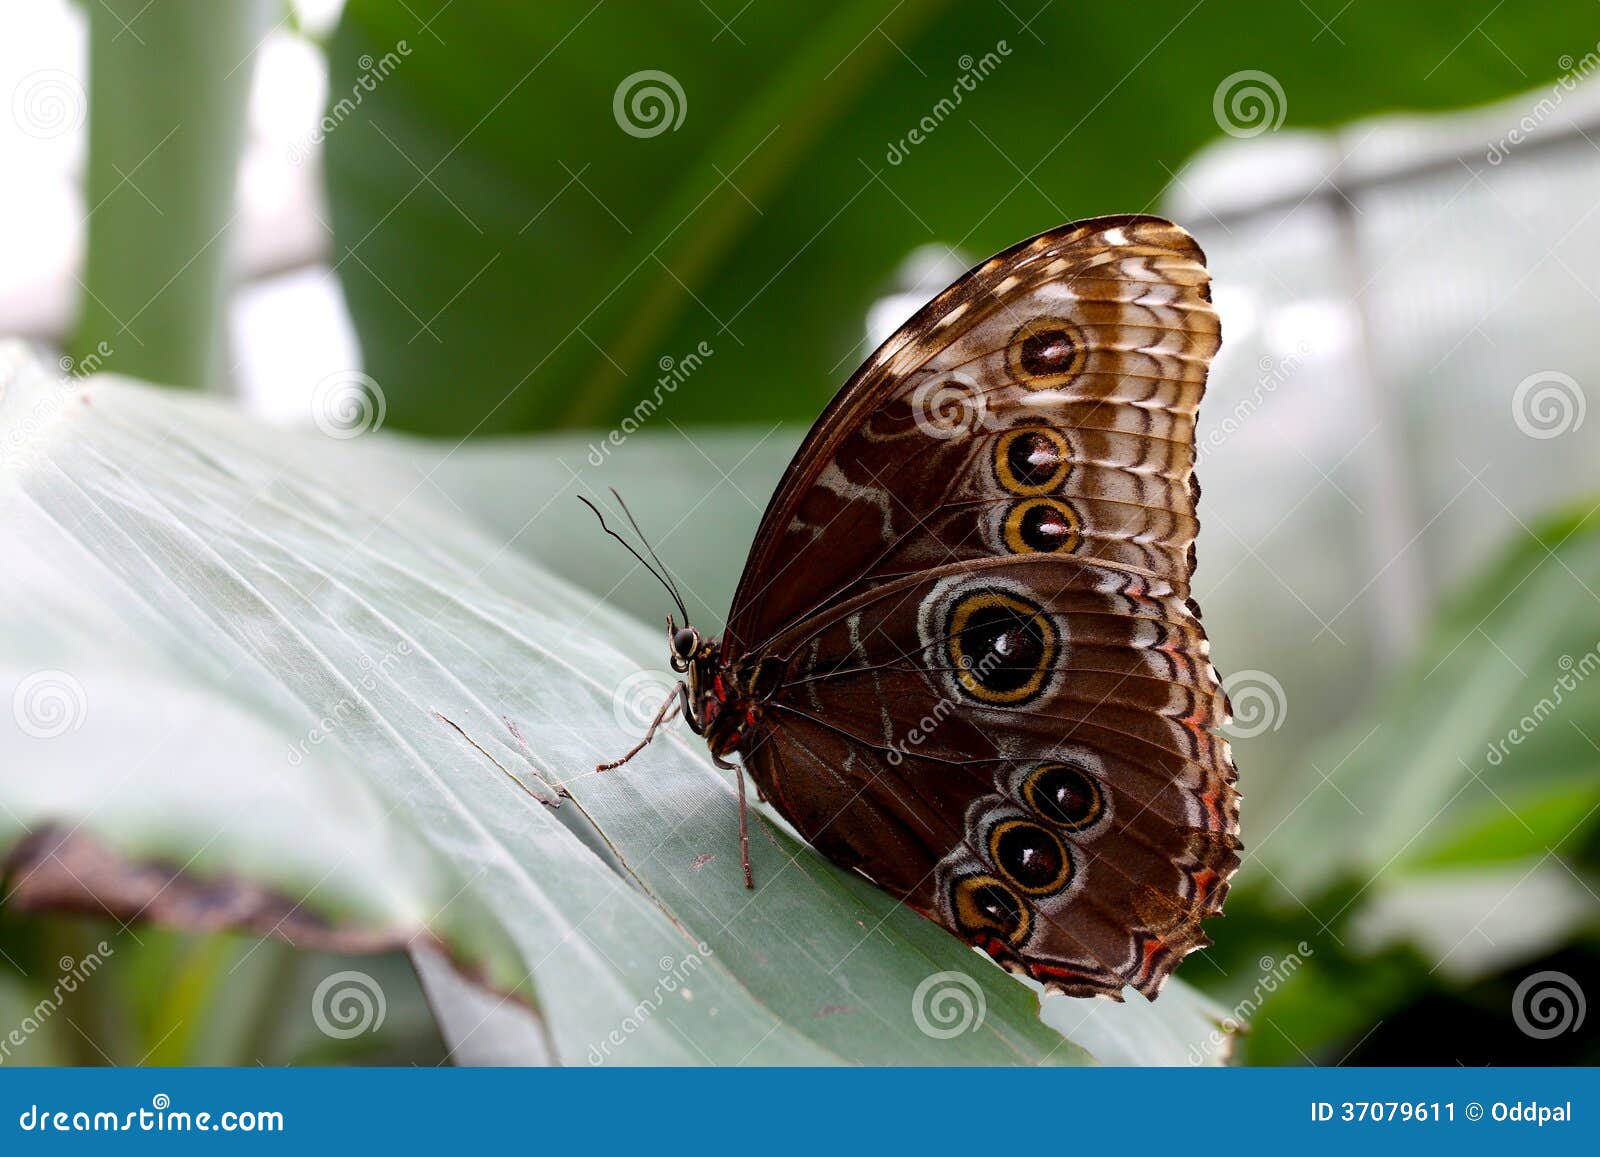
[667,615,708,672]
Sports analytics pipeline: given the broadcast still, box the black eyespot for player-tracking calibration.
[1025,761,1105,831]
[1007,318,1087,387]
[1004,499,1081,555]
[949,872,1030,945]
[1007,430,1062,487]
[989,819,1073,895]
[946,590,1056,704]
[1019,327,1078,377]
[995,427,1070,496]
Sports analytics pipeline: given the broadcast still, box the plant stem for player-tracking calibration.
[74,0,266,390]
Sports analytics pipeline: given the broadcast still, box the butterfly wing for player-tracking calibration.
[729,215,1238,999]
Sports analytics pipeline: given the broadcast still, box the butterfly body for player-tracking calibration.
[667,624,767,765]
[608,215,1241,1001]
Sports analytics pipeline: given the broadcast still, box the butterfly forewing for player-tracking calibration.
[725,215,1238,999]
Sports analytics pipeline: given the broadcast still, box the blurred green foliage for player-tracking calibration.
[326,0,1590,434]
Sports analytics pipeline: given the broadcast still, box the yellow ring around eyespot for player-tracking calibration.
[1006,316,1088,390]
[950,872,1032,945]
[993,426,1071,496]
[946,590,1057,705]
[1023,762,1105,832]
[1002,497,1082,555]
[987,818,1074,896]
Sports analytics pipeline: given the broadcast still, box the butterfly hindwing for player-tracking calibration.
[746,555,1237,998]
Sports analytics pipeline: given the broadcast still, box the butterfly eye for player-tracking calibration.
[671,627,699,660]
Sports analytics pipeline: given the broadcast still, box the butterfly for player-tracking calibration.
[589,214,1241,1001]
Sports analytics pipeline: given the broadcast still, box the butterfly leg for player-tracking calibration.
[729,757,755,890]
[595,683,684,771]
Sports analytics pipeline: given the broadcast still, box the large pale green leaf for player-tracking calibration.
[0,347,1232,1065]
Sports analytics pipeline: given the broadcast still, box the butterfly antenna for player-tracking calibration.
[577,495,690,623]
[608,487,692,623]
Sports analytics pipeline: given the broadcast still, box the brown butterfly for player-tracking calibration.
[590,214,1241,1001]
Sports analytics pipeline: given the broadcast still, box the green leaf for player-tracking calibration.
[1259,501,1600,900]
[323,0,1589,435]
[0,347,1231,1064]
